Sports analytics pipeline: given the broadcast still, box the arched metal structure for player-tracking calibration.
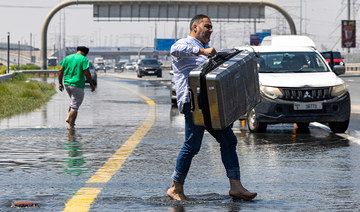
[41,0,297,69]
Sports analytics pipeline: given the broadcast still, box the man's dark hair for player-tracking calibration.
[190,14,210,31]
[77,46,89,55]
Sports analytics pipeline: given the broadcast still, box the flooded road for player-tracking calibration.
[1,72,359,211]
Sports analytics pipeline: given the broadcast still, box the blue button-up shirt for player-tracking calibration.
[170,36,210,113]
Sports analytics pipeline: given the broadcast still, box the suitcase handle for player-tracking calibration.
[200,49,241,76]
[210,49,241,60]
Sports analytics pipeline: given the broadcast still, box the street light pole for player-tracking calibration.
[300,0,302,35]
[138,46,151,60]
[30,33,33,63]
[18,41,20,70]
[7,32,10,74]
[348,0,350,20]
[348,0,350,53]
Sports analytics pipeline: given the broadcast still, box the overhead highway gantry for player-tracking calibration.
[41,0,297,69]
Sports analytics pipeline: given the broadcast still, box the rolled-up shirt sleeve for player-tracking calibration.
[170,41,199,58]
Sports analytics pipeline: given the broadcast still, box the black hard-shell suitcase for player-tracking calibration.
[188,48,260,130]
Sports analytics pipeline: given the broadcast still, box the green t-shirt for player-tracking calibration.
[60,53,89,88]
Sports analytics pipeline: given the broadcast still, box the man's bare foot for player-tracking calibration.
[66,118,75,128]
[67,110,77,129]
[66,111,70,123]
[229,189,257,201]
[229,179,257,201]
[167,181,188,200]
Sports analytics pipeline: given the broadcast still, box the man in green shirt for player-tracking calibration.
[58,46,95,129]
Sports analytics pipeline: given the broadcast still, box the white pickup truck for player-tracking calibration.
[238,36,350,133]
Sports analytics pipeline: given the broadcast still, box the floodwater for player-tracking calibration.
[0,73,359,211]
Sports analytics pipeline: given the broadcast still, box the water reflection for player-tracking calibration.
[63,129,88,176]
[229,124,358,211]
[149,193,255,212]
[168,206,185,212]
[0,76,63,129]
[242,126,350,148]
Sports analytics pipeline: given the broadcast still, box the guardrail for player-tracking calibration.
[0,70,58,82]
[0,73,13,82]
[345,63,360,72]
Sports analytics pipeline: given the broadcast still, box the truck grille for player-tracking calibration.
[280,87,332,102]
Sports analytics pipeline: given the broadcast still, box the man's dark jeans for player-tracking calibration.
[171,103,240,184]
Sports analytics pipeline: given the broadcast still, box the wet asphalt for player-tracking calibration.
[0,70,359,211]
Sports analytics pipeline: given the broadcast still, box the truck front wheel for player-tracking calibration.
[247,109,267,133]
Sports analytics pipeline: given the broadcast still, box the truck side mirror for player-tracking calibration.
[333,65,345,75]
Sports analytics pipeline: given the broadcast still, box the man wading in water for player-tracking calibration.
[167,14,257,201]
[58,46,95,129]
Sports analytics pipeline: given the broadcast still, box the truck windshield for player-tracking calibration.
[257,52,330,73]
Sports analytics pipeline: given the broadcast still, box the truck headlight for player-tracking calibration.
[260,85,283,99]
[331,83,347,97]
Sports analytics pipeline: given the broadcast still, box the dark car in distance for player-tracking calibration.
[85,62,97,86]
[114,62,126,72]
[95,62,106,72]
[136,58,162,78]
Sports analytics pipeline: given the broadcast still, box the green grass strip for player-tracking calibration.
[0,73,56,119]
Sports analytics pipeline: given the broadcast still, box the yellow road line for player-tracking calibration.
[87,103,155,183]
[62,82,156,211]
[62,187,102,212]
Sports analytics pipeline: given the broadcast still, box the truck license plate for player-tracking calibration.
[294,102,322,110]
